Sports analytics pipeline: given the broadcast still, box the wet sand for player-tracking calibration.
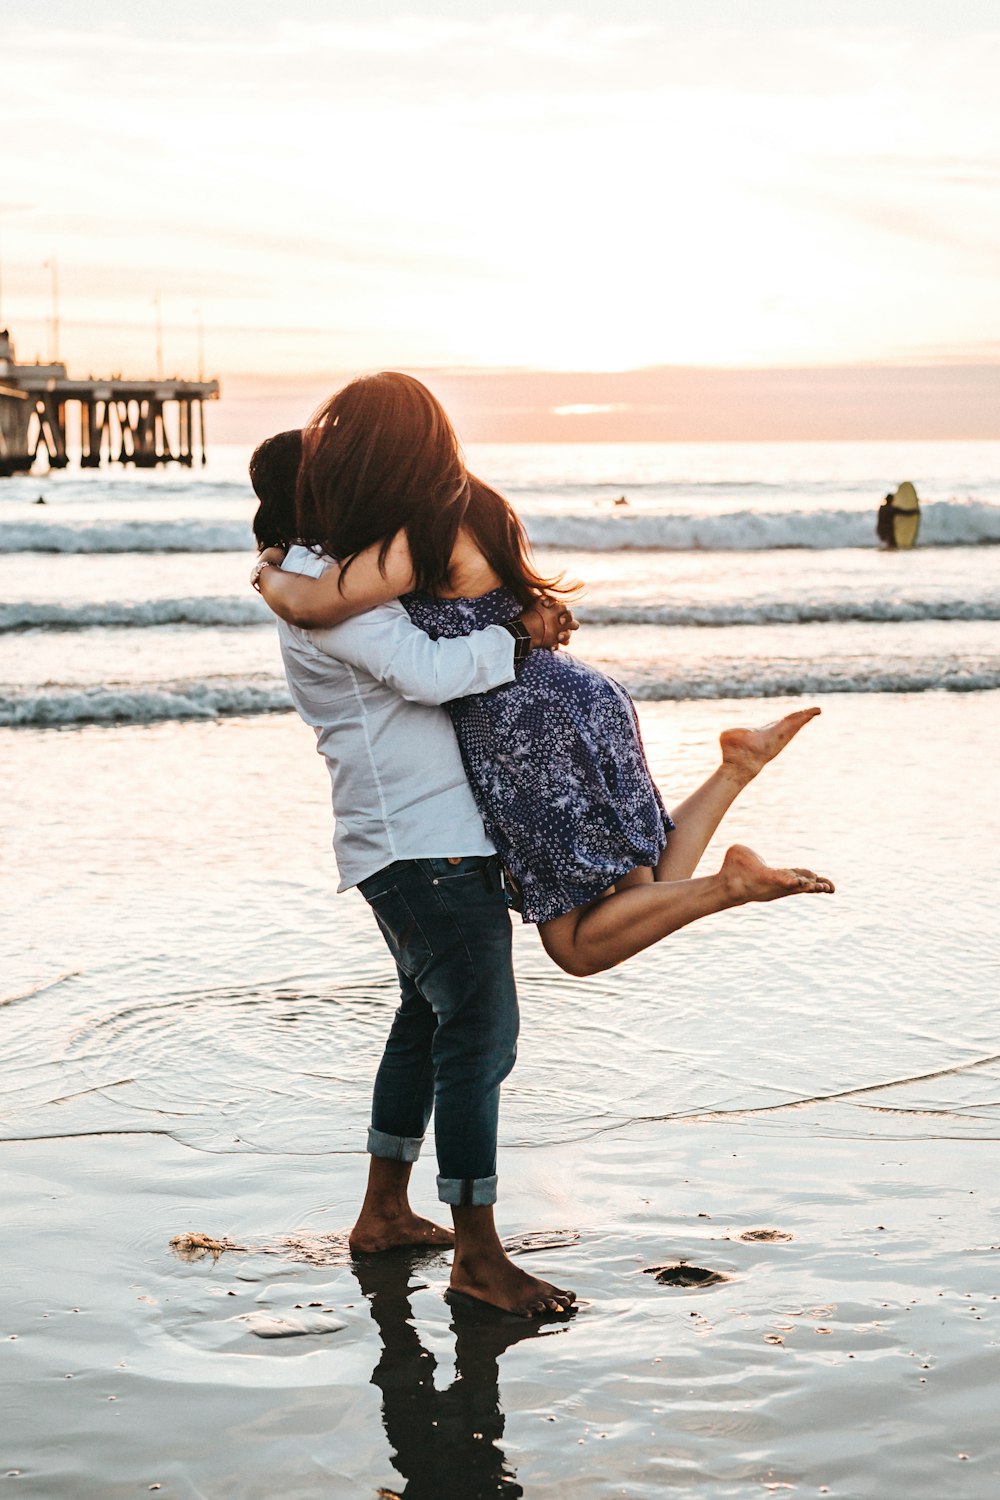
[4,1120,1000,1498]
[3,692,1000,1496]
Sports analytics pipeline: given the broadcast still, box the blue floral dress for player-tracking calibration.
[401,586,674,924]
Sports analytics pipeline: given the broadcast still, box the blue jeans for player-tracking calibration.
[356,854,519,1207]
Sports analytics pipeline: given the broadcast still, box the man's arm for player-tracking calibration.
[303,600,569,706]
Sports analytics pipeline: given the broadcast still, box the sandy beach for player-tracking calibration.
[4,689,999,1498]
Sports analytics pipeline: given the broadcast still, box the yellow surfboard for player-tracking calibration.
[890,481,920,549]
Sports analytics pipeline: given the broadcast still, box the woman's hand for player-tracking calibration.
[251,547,287,592]
[520,596,579,651]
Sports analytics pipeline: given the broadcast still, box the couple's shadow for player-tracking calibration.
[354,1252,567,1499]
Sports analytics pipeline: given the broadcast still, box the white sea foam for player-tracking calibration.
[522,499,1000,552]
[0,677,291,728]
[3,593,999,633]
[0,519,253,554]
[3,499,999,555]
[578,597,1000,626]
[0,597,270,631]
[6,659,998,727]
[625,660,1000,700]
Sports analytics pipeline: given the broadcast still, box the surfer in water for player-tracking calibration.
[876,493,896,547]
[877,483,921,550]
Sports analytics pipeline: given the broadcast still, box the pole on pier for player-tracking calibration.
[153,293,164,380]
[43,258,60,363]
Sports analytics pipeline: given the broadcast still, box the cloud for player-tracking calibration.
[831,154,1000,187]
[4,11,1000,373]
[552,403,630,416]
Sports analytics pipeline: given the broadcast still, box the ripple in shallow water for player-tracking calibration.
[3,977,400,1153]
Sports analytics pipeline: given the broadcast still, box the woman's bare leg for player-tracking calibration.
[656,707,821,882]
[537,707,827,976]
[540,845,834,977]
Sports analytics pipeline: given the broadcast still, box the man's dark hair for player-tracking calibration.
[249,429,302,551]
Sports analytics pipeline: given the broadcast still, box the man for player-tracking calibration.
[251,431,576,1317]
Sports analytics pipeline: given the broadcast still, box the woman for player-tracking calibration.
[255,373,833,977]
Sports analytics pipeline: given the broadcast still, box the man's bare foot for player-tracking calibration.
[721,843,835,904]
[349,1210,456,1255]
[450,1248,576,1319]
[720,707,821,785]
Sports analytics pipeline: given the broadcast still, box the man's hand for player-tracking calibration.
[520,596,579,651]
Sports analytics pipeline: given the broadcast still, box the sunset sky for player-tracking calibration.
[2,0,998,438]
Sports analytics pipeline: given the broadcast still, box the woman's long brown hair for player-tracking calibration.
[295,371,569,607]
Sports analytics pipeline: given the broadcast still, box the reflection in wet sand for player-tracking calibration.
[355,1252,569,1500]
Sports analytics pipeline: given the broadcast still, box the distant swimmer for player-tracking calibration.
[876,482,920,549]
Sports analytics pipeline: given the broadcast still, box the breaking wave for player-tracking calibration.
[3,499,999,555]
[0,597,269,631]
[579,597,1000,626]
[4,593,1000,633]
[522,500,1000,552]
[6,658,998,727]
[623,658,1000,700]
[0,677,291,728]
[0,519,252,554]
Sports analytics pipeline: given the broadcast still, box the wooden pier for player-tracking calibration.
[0,330,220,475]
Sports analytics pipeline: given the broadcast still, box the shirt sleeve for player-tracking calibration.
[303,603,517,704]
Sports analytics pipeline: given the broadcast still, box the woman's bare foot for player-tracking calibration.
[721,843,835,903]
[450,1247,576,1318]
[720,707,821,786]
[349,1210,456,1255]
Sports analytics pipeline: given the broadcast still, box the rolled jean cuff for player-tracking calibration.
[367,1126,423,1164]
[436,1173,498,1207]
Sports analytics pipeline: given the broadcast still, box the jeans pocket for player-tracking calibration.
[420,855,493,884]
[366,887,432,977]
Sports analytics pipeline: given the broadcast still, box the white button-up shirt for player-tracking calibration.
[276,545,516,890]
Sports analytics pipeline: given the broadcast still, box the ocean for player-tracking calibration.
[3,439,999,1498]
[3,439,1000,729]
